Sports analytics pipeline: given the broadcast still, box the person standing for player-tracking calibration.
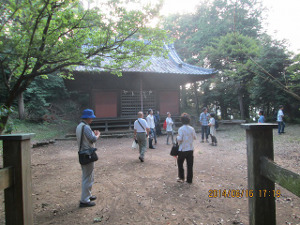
[258,110,265,123]
[134,111,150,162]
[76,109,100,207]
[176,113,197,184]
[277,105,285,134]
[208,113,217,146]
[146,109,156,148]
[199,107,210,143]
[166,112,174,145]
[154,111,162,136]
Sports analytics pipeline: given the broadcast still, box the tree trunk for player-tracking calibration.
[219,100,227,120]
[18,92,25,120]
[0,74,34,134]
[266,102,270,117]
[0,114,9,134]
[238,93,245,120]
[193,82,200,116]
[180,85,188,111]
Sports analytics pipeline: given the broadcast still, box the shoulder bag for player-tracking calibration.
[78,125,98,165]
[170,141,179,156]
[138,119,150,138]
[137,119,145,131]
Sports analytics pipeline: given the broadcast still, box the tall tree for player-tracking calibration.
[203,32,259,119]
[249,35,292,117]
[163,0,263,65]
[287,53,300,95]
[0,0,168,133]
[163,0,264,119]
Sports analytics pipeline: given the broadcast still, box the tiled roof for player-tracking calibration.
[74,44,216,76]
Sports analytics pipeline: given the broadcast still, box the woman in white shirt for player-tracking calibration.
[176,113,197,184]
[208,113,217,146]
[146,109,156,149]
[166,112,174,145]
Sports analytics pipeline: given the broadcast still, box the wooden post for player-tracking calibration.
[140,77,144,112]
[105,121,108,132]
[0,133,35,225]
[241,124,277,225]
[128,119,132,130]
[193,82,200,117]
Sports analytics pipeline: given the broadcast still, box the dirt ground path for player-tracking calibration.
[1,125,299,225]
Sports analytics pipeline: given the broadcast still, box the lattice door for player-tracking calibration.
[121,90,156,117]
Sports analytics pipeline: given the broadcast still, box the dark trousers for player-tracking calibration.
[149,137,153,148]
[278,121,285,134]
[149,128,156,148]
[201,125,209,140]
[177,151,194,183]
[210,135,217,144]
[156,123,162,136]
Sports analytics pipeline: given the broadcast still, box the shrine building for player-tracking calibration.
[65,44,216,130]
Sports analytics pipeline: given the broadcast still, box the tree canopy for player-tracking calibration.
[0,0,168,133]
[164,0,300,121]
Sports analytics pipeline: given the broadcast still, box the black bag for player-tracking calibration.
[78,148,98,165]
[78,124,98,165]
[170,142,179,156]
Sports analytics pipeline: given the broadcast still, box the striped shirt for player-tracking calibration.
[76,122,97,151]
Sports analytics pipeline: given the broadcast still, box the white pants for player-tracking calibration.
[81,162,94,203]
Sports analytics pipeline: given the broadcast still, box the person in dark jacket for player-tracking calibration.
[154,111,162,136]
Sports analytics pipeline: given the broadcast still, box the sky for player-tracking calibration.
[160,0,300,54]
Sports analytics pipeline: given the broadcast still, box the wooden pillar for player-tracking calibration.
[241,124,277,225]
[105,121,108,132]
[128,119,132,130]
[0,133,35,225]
[193,82,200,117]
[140,77,143,112]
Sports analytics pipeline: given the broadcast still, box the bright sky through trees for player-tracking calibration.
[82,0,299,53]
[160,0,300,54]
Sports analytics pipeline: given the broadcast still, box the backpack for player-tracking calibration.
[163,120,167,130]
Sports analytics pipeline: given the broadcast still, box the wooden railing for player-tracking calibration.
[0,134,35,225]
[90,116,186,132]
[241,124,300,225]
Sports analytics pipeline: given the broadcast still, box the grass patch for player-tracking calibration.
[13,120,76,141]
[8,119,76,141]
[0,119,76,154]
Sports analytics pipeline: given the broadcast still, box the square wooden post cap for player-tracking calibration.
[241,123,278,130]
[0,133,35,141]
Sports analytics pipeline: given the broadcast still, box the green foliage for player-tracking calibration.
[287,53,300,91]
[203,32,259,119]
[204,32,259,72]
[0,105,14,131]
[249,37,292,115]
[163,0,263,64]
[24,74,69,119]
[0,0,169,133]
[163,0,299,120]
